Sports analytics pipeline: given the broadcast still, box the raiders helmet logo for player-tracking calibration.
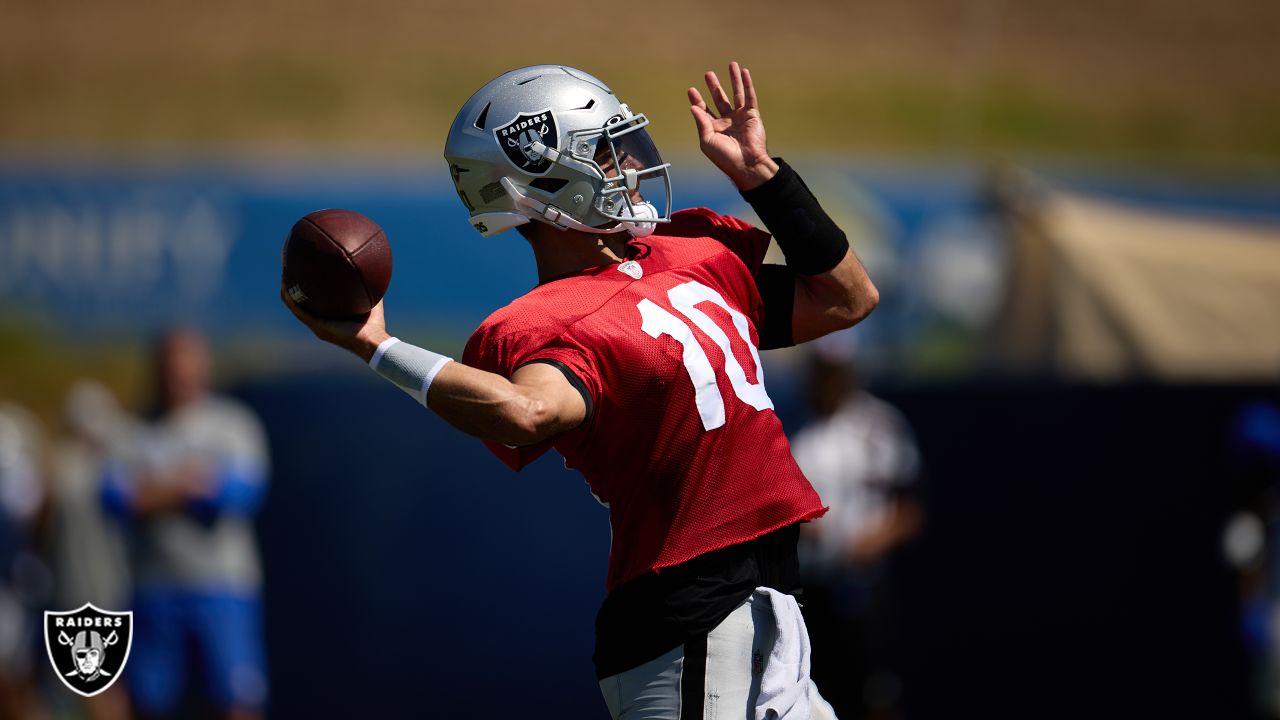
[494,110,559,175]
[44,603,133,697]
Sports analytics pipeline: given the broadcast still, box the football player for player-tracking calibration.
[284,62,877,719]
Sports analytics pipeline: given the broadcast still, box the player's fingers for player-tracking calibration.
[280,284,320,328]
[689,103,716,142]
[688,86,713,116]
[742,67,759,110]
[279,284,298,313]
[280,294,313,333]
[280,290,310,326]
[280,283,301,312]
[705,71,733,116]
[730,61,746,109]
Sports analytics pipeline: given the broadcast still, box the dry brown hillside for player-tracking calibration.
[1,0,1278,164]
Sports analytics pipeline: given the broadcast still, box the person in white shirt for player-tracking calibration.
[790,339,924,719]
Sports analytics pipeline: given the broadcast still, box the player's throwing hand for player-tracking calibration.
[688,61,780,192]
[280,283,389,363]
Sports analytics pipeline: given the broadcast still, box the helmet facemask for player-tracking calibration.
[568,110,672,237]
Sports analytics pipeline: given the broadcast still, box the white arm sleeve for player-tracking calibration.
[369,337,453,406]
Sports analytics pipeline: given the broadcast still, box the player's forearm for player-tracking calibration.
[742,158,878,344]
[345,327,390,363]
[126,477,197,516]
[424,362,569,446]
[367,337,577,446]
[741,158,848,274]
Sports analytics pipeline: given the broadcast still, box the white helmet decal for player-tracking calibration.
[495,110,558,175]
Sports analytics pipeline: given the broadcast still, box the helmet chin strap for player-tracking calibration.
[617,200,658,238]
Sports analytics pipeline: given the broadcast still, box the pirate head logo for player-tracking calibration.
[494,110,559,175]
[45,603,132,697]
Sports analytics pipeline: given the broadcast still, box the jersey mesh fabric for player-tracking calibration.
[463,208,827,591]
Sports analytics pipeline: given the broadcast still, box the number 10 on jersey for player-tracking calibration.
[637,280,774,431]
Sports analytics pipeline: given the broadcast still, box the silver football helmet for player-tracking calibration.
[444,65,673,238]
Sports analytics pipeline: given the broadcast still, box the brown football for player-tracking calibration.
[282,209,392,318]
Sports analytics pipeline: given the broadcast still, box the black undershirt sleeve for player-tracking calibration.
[755,264,797,350]
[519,359,594,425]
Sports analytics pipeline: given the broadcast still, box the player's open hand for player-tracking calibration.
[688,62,779,191]
[281,281,390,363]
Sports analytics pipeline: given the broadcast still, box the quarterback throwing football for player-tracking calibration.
[285,63,877,719]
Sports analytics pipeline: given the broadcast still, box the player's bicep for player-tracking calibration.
[511,361,590,437]
[756,251,870,348]
[792,249,870,344]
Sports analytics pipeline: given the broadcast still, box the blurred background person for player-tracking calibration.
[0,402,50,720]
[45,380,135,720]
[791,335,924,720]
[102,328,270,720]
[1229,398,1280,718]
[49,381,133,611]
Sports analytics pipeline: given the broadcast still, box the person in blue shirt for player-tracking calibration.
[103,328,269,720]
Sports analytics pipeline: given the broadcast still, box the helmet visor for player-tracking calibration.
[563,111,674,229]
[594,119,670,217]
[595,124,664,176]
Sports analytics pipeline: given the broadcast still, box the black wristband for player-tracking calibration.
[740,158,849,275]
[755,264,796,350]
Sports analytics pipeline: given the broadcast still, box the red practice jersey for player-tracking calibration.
[463,208,827,591]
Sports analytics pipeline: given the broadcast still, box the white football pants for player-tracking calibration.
[597,591,839,720]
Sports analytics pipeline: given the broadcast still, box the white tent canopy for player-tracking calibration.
[999,187,1280,382]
